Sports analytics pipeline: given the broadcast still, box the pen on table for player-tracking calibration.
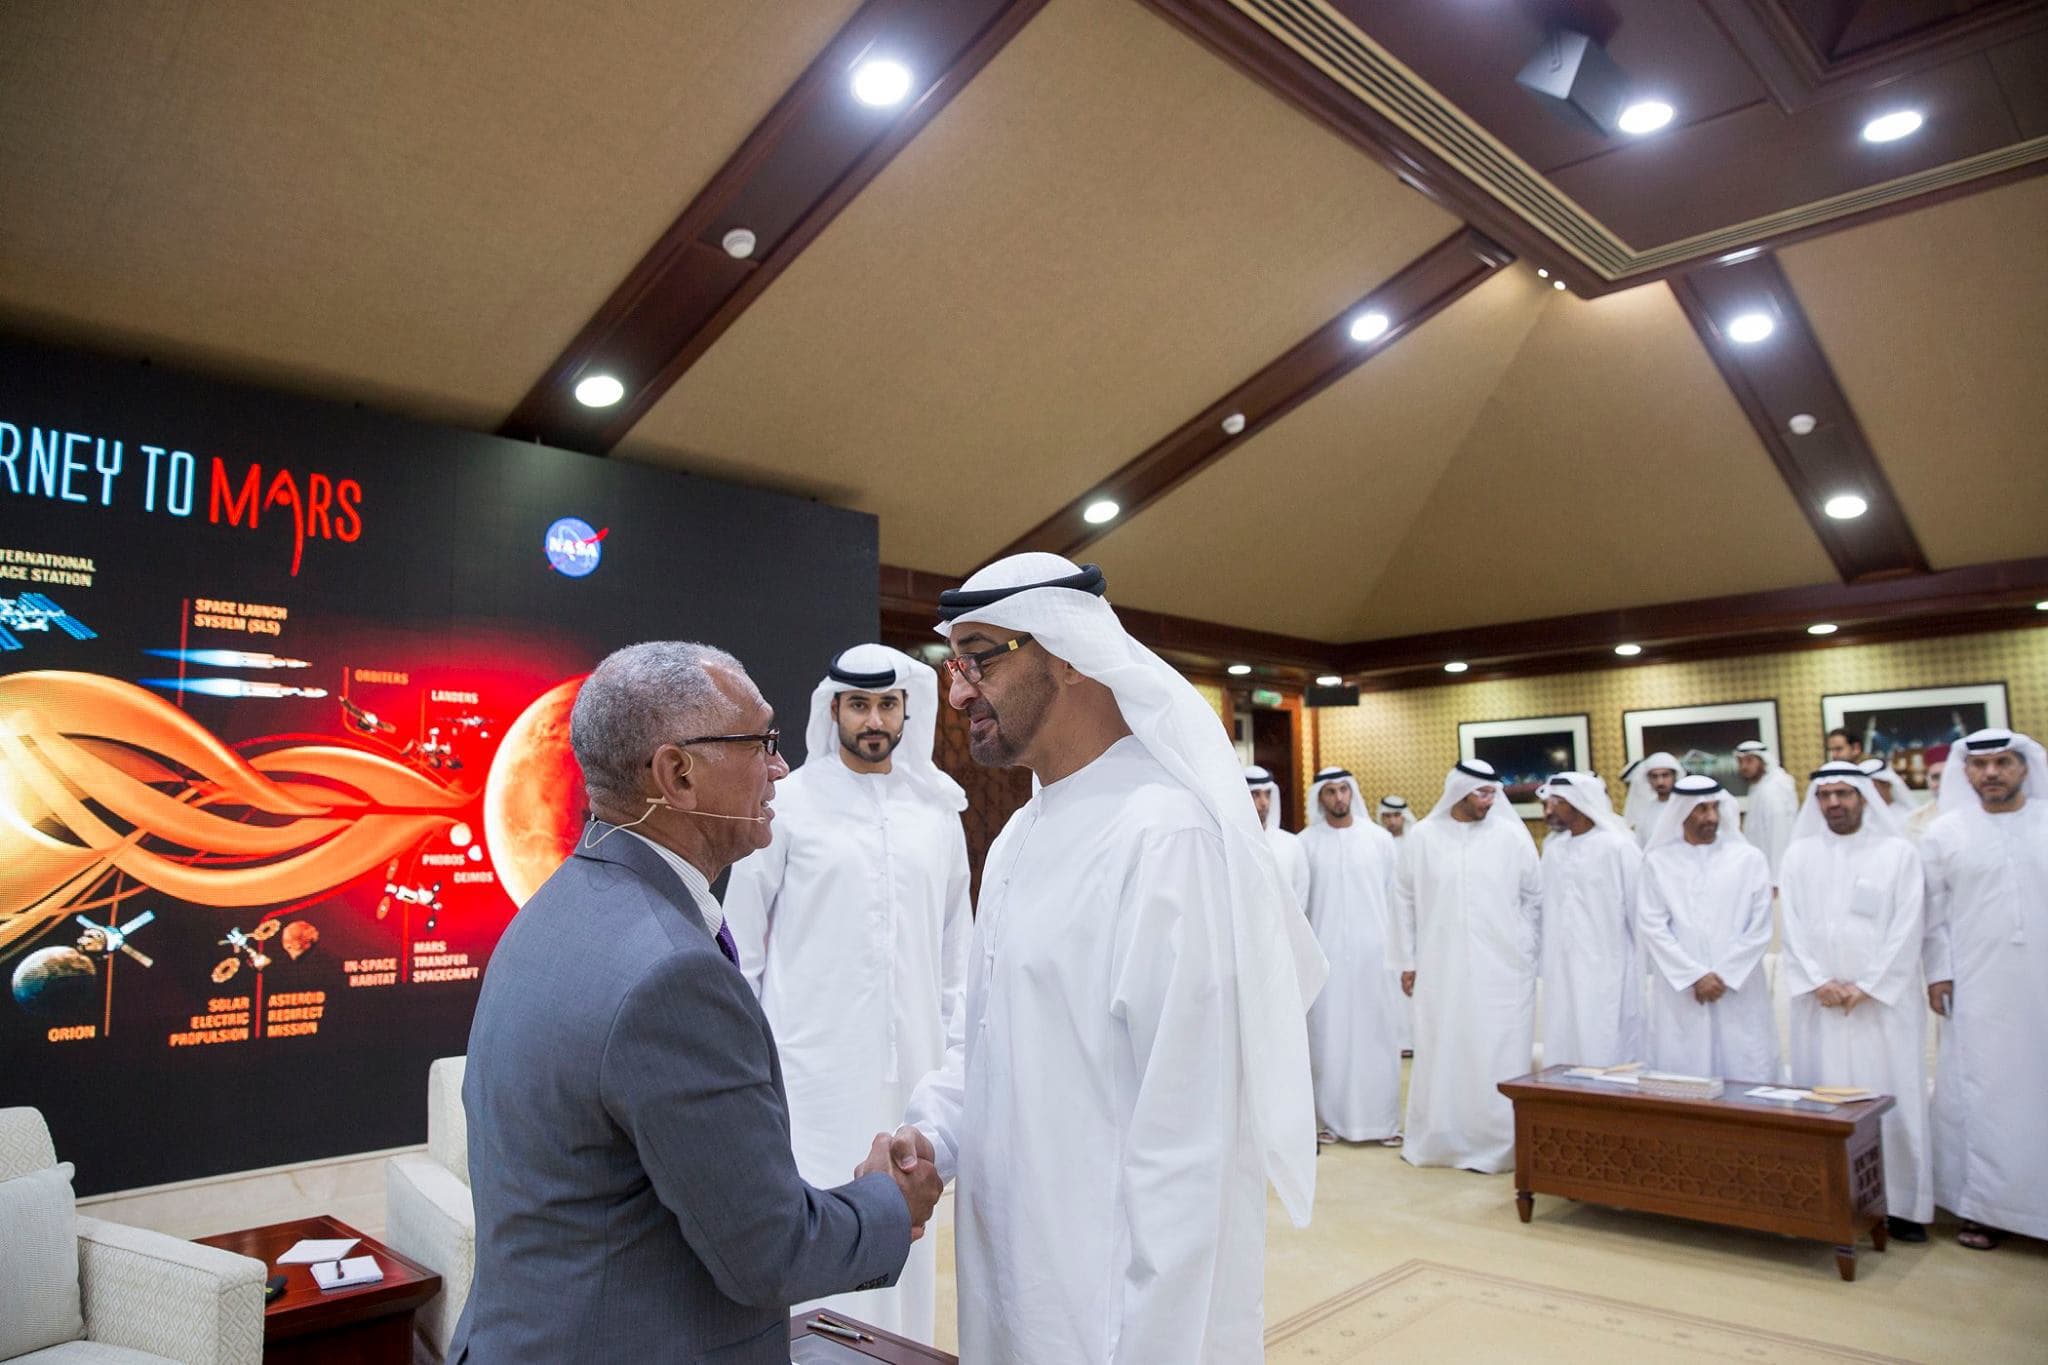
[806,1318,865,1342]
[816,1313,874,1340]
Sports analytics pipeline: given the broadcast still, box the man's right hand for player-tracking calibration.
[1928,980,1953,1016]
[856,1127,941,1241]
[1400,971,1415,997]
[1691,972,1727,1004]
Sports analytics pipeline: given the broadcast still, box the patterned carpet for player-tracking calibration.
[1264,1260,1915,1363]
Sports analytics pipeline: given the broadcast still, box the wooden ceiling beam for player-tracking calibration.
[1670,251,1928,582]
[497,0,1048,454]
[987,226,1511,564]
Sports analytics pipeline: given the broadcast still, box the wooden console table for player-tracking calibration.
[196,1214,440,1362]
[1498,1066,1894,1280]
[788,1310,957,1362]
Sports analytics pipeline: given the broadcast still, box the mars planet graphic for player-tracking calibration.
[483,678,588,907]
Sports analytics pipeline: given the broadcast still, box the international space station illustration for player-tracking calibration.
[0,594,95,650]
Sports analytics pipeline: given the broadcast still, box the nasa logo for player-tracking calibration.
[544,517,605,578]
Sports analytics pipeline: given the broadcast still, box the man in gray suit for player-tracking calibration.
[452,642,940,1363]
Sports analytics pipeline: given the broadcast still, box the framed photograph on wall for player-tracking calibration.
[1458,714,1592,817]
[1622,700,1781,808]
[1821,684,2009,794]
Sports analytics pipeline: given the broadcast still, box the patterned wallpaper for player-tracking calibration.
[1309,625,2048,827]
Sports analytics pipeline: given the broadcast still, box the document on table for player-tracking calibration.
[1745,1086,1812,1102]
[277,1237,358,1264]
[1566,1067,1642,1086]
[310,1255,384,1291]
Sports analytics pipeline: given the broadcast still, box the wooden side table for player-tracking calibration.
[196,1214,441,1363]
[1499,1067,1894,1280]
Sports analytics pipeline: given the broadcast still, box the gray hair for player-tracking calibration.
[571,641,749,812]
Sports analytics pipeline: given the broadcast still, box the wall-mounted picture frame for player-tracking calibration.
[1458,714,1592,818]
[1622,700,1781,810]
[1821,683,2009,793]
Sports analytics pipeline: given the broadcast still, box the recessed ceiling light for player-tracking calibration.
[1808,622,1839,636]
[1788,413,1817,435]
[1719,247,1762,265]
[1823,493,1868,520]
[1221,412,1246,435]
[851,58,914,107]
[720,227,757,259]
[1614,643,1642,657]
[1536,268,1549,279]
[1349,311,1391,342]
[1617,100,1674,135]
[1552,279,1568,291]
[1316,674,1343,687]
[1082,498,1120,525]
[2036,600,2048,611]
[1227,663,1252,677]
[1862,110,1923,144]
[1444,661,1469,674]
[574,374,625,408]
[1727,312,1775,344]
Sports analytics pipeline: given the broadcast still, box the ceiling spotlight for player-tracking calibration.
[1227,663,1252,677]
[851,58,914,108]
[1444,661,1469,674]
[1221,412,1246,436]
[1614,643,1642,657]
[720,228,757,259]
[1823,493,1868,520]
[2036,601,2047,611]
[1788,413,1817,435]
[1536,268,1549,279]
[1726,312,1775,344]
[1349,311,1391,342]
[1862,110,1923,144]
[1719,247,1762,265]
[1081,498,1120,525]
[1808,622,1839,636]
[1316,674,1343,687]
[1552,279,1568,291]
[1617,100,1674,135]
[573,374,625,408]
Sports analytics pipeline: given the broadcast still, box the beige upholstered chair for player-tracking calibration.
[383,1056,473,1360]
[0,1107,265,1365]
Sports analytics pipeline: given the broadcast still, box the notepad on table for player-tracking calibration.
[310,1256,384,1291]
[276,1238,358,1264]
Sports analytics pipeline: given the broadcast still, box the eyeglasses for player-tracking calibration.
[942,634,1034,685]
[655,728,780,762]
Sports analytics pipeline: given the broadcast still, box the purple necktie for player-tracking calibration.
[714,920,739,966]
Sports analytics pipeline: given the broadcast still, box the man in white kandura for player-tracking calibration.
[1298,767,1404,1145]
[1394,760,1542,1173]
[1535,772,1643,1069]
[1378,794,1416,1052]
[1904,747,1948,844]
[1638,775,1779,1081]
[1623,752,1684,848]
[1248,763,1311,911]
[1779,760,1932,1243]
[884,555,1326,1362]
[1733,739,1798,884]
[1921,727,2048,1252]
[722,644,971,1340]
[1860,756,1909,809]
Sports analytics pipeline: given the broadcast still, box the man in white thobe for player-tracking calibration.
[1904,747,1947,844]
[1861,756,1909,809]
[1734,739,1798,884]
[1535,772,1643,1069]
[1624,752,1684,848]
[1638,775,1779,1080]
[1779,761,1932,1240]
[722,644,970,1340]
[1378,795,1416,1051]
[1248,763,1311,911]
[1921,727,2048,1251]
[885,555,1325,1362]
[1393,760,1541,1173]
[1298,768,1403,1144]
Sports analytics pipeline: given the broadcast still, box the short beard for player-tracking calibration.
[967,663,1053,768]
[840,725,902,760]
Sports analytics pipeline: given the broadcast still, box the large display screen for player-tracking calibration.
[0,339,876,1193]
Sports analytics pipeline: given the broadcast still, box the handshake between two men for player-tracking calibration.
[856,1124,944,1241]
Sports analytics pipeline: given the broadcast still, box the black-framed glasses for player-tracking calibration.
[652,728,780,763]
[942,634,1034,685]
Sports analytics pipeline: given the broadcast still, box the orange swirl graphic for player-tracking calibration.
[0,671,467,954]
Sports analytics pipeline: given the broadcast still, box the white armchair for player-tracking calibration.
[383,1056,473,1360]
[0,1107,265,1365]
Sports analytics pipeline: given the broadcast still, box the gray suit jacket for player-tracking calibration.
[450,832,909,1363]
